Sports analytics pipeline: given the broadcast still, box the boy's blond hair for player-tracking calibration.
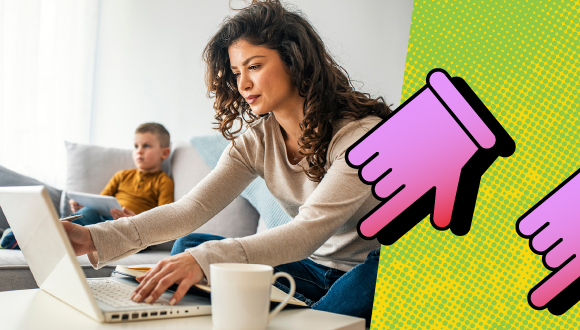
[135,123,170,148]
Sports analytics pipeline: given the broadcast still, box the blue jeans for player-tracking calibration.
[172,233,380,326]
[71,207,113,226]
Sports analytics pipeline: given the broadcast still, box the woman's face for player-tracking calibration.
[228,40,301,116]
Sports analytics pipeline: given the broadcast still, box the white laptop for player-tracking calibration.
[0,186,211,323]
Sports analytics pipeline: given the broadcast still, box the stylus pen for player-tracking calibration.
[60,214,83,222]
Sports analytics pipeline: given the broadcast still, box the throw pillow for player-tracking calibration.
[190,135,292,229]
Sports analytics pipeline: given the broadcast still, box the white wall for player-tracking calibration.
[90,0,414,148]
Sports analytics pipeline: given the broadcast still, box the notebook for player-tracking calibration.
[0,186,211,323]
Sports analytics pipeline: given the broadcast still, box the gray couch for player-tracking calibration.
[0,140,261,291]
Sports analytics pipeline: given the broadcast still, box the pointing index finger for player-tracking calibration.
[530,257,580,309]
[359,187,415,238]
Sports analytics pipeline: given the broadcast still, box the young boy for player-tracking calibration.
[0,123,174,249]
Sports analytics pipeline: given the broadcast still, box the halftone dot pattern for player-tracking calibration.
[371,1,580,329]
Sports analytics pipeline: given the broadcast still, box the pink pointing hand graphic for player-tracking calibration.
[517,168,580,315]
[346,69,515,244]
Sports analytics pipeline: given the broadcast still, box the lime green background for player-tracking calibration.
[371,0,580,329]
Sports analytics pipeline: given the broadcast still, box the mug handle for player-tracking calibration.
[268,272,296,323]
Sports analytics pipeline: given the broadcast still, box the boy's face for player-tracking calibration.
[133,132,170,173]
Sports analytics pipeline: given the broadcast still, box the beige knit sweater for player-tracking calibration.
[86,114,382,282]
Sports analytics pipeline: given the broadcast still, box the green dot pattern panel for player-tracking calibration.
[371,1,580,329]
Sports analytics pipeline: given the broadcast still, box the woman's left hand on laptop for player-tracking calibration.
[130,252,205,306]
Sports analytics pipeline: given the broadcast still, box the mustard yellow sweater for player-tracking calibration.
[101,169,174,215]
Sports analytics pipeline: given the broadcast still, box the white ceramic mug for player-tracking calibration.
[210,263,296,330]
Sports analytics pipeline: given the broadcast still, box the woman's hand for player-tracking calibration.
[110,207,136,220]
[69,199,83,213]
[61,221,96,256]
[131,252,205,306]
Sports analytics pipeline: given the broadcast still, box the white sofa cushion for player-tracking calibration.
[170,141,259,238]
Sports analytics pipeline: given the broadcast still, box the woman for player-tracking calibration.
[64,0,391,325]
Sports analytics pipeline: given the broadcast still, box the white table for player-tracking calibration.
[0,289,365,330]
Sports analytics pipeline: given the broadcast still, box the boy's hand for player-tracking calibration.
[61,221,96,256]
[110,207,136,220]
[69,199,83,213]
[131,252,205,306]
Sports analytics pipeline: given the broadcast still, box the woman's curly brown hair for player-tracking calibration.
[203,0,392,182]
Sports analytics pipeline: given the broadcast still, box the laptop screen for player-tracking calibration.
[0,186,103,321]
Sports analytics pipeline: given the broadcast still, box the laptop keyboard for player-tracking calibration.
[88,279,170,308]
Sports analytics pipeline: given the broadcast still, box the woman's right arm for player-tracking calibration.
[73,138,259,269]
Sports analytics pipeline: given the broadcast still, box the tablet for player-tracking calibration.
[67,191,123,217]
